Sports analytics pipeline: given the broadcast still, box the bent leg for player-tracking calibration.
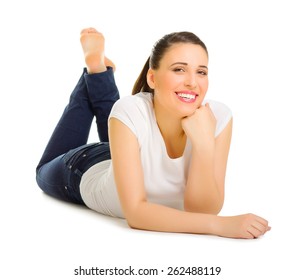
[37,69,94,169]
[36,28,119,204]
[36,68,119,203]
[84,67,119,142]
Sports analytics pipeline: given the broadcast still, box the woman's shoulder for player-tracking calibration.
[108,92,153,140]
[111,92,153,111]
[109,92,154,122]
[203,99,232,121]
[205,99,232,115]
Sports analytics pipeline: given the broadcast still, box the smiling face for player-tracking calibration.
[147,43,209,119]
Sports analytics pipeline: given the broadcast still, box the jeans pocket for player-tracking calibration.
[63,143,100,168]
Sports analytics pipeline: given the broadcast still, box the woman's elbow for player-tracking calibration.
[126,218,139,229]
[124,207,145,230]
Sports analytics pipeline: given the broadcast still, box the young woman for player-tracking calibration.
[36,27,270,239]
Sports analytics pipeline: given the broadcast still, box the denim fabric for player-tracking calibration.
[36,67,119,204]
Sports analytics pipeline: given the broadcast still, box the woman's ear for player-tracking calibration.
[146,68,155,89]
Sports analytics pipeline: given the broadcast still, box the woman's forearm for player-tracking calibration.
[184,145,223,214]
[127,201,218,235]
[126,201,271,239]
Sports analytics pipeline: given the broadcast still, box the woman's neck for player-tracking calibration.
[153,99,187,158]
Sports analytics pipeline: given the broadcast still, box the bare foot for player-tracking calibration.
[80,28,116,73]
[105,57,116,72]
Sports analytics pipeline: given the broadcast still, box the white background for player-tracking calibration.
[1,0,295,279]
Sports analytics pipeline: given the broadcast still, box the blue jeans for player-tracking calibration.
[36,67,119,204]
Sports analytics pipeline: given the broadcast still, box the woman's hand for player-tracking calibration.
[181,103,216,149]
[217,213,271,239]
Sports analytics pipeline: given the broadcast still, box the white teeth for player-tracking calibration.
[177,93,196,99]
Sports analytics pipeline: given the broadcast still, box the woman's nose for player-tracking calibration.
[184,73,197,89]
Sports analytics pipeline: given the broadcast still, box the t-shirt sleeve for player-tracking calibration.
[108,96,138,136]
[108,96,148,145]
[207,100,232,137]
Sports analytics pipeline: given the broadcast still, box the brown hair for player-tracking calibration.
[132,31,208,95]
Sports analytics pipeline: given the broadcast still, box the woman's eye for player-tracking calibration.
[198,70,207,76]
[173,68,185,72]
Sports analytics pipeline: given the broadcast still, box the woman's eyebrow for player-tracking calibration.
[170,62,188,67]
[170,62,208,69]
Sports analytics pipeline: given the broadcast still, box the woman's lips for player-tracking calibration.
[175,91,198,103]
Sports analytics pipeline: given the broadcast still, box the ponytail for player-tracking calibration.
[132,57,154,95]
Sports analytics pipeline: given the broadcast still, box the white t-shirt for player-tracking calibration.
[80,92,232,218]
